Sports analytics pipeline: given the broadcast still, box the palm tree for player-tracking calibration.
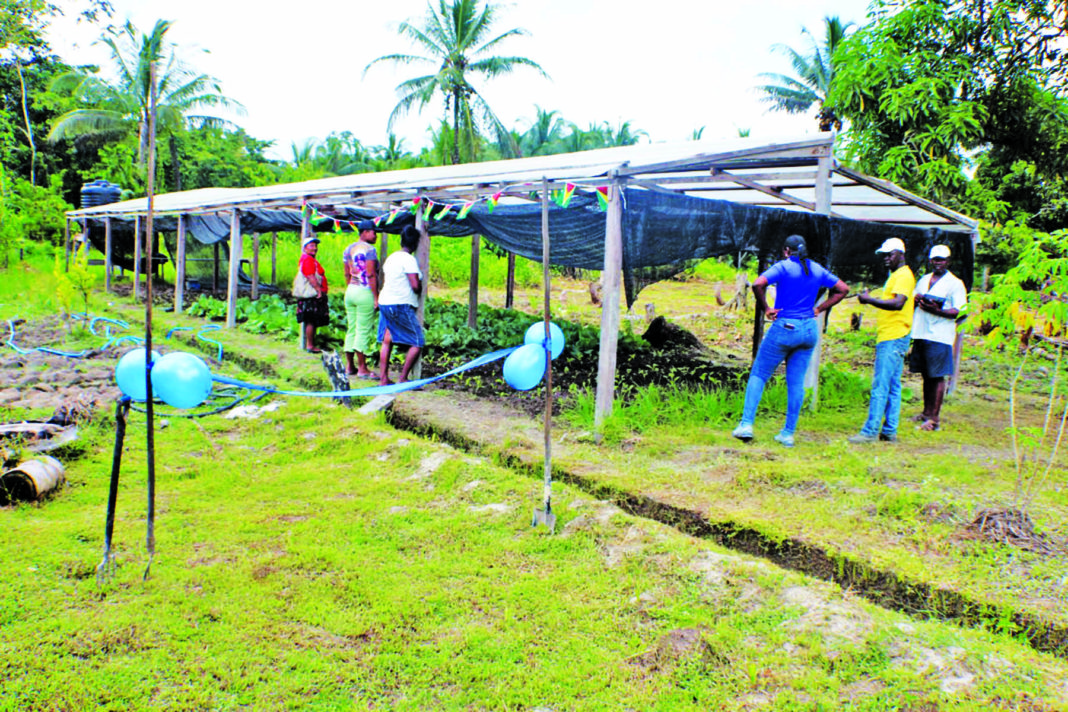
[519,105,566,156]
[365,0,548,165]
[756,16,854,132]
[47,19,243,166]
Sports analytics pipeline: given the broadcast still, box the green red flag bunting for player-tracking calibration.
[435,203,452,220]
[560,183,575,208]
[386,209,399,225]
[487,192,501,213]
[457,201,474,219]
[423,200,434,220]
[596,186,610,210]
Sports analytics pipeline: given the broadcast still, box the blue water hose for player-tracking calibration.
[212,346,519,399]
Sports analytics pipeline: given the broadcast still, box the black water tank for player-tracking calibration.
[79,180,122,208]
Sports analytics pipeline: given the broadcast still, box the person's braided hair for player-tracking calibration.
[784,234,811,276]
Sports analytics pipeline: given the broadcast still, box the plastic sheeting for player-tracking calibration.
[85,187,970,307]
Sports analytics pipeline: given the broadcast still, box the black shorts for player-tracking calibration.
[908,339,954,378]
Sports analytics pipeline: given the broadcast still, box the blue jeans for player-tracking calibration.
[739,318,818,436]
[860,335,911,437]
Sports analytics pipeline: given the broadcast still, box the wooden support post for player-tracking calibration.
[413,200,430,380]
[299,210,310,350]
[804,149,835,409]
[752,255,766,359]
[153,230,162,279]
[64,219,71,272]
[212,242,220,294]
[174,215,186,313]
[251,232,260,301]
[270,232,277,285]
[133,214,142,299]
[377,202,390,283]
[468,235,480,328]
[594,178,624,434]
[506,253,516,309]
[468,186,484,328]
[104,217,113,293]
[226,209,241,329]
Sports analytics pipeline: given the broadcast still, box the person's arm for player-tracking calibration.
[916,282,962,319]
[365,258,379,308]
[751,275,778,320]
[815,279,849,316]
[858,290,907,311]
[406,271,422,295]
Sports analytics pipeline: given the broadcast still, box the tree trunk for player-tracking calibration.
[452,88,461,166]
[14,58,36,185]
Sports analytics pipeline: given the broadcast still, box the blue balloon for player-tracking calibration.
[115,348,161,402]
[152,352,213,409]
[523,321,566,360]
[503,343,547,391]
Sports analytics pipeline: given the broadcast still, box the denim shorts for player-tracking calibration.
[378,304,425,347]
[908,338,954,378]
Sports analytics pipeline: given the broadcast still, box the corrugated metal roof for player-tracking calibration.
[66,134,978,233]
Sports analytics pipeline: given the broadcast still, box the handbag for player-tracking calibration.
[292,270,318,299]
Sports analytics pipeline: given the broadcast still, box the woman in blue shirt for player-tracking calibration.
[732,235,849,447]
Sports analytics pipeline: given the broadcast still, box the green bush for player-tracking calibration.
[6,173,71,245]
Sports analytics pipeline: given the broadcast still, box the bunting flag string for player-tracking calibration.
[596,186,610,210]
[302,182,610,235]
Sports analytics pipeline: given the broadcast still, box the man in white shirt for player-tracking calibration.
[909,245,968,432]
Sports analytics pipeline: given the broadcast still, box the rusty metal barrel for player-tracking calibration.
[0,456,66,503]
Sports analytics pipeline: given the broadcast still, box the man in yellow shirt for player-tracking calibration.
[849,238,916,444]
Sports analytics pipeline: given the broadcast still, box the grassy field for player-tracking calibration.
[2,251,1068,709]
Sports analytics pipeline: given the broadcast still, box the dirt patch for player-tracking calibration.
[0,317,122,417]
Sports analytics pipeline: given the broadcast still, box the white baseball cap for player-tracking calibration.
[929,244,951,259]
[301,235,321,248]
[876,237,906,254]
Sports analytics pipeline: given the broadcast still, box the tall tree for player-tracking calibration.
[365,0,548,165]
[756,16,855,131]
[46,19,242,170]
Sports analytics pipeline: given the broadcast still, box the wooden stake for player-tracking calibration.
[541,177,554,521]
[143,60,158,580]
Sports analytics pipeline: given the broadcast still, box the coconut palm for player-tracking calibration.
[519,105,566,156]
[756,16,854,131]
[365,0,548,165]
[47,19,243,165]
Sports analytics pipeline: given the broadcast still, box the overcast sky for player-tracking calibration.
[47,0,873,161]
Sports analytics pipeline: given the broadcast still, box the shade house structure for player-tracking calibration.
[66,133,979,427]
